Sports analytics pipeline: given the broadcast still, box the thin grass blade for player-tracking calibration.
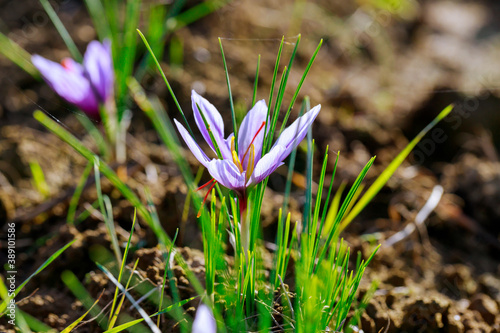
[39,0,82,61]
[340,104,454,231]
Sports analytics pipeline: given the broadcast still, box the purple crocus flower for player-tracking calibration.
[175,90,321,200]
[32,40,114,120]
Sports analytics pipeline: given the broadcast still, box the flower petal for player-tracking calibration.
[273,104,321,161]
[83,39,114,102]
[32,54,100,118]
[191,90,231,159]
[206,159,246,192]
[174,119,211,168]
[248,145,286,186]
[237,99,268,167]
[192,304,216,333]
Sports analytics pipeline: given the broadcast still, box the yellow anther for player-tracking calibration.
[245,144,255,182]
[232,150,243,173]
[230,136,243,172]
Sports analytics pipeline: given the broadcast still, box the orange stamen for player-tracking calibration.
[197,180,217,218]
[242,121,266,163]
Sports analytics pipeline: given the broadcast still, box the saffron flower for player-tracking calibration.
[32,40,114,120]
[191,304,216,333]
[175,91,321,198]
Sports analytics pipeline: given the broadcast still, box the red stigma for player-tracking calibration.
[61,58,73,71]
[242,121,266,163]
[197,180,217,218]
[196,178,215,191]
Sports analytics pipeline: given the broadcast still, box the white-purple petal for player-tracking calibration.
[191,90,231,159]
[237,99,268,167]
[273,104,321,161]
[174,119,211,168]
[192,304,216,333]
[206,159,246,192]
[32,54,100,119]
[83,39,114,102]
[249,145,286,186]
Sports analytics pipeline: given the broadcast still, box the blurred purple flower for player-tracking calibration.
[32,40,114,119]
[175,90,321,198]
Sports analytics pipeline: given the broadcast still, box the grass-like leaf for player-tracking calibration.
[0,32,39,78]
[108,210,137,329]
[0,240,75,315]
[136,29,195,138]
[218,38,238,151]
[61,270,109,330]
[103,297,197,333]
[61,293,102,333]
[67,161,92,224]
[339,104,454,231]
[39,0,82,61]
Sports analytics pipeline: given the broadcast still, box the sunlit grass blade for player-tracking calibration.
[109,259,140,330]
[102,0,119,42]
[218,37,238,151]
[61,293,102,333]
[0,240,75,314]
[13,308,30,333]
[16,309,56,332]
[345,280,379,332]
[316,157,375,272]
[108,210,137,329]
[97,263,161,333]
[136,29,195,138]
[265,66,288,153]
[61,270,109,330]
[84,0,111,41]
[263,36,284,152]
[303,105,313,235]
[280,39,323,135]
[0,32,39,78]
[339,104,454,232]
[323,180,346,236]
[115,0,140,120]
[252,54,261,107]
[136,4,168,79]
[265,35,301,150]
[308,146,330,269]
[39,0,82,61]
[282,98,308,213]
[29,159,50,197]
[318,152,339,238]
[67,161,92,224]
[103,297,197,333]
[77,115,110,159]
[93,159,121,262]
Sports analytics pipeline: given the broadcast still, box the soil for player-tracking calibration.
[1,0,500,332]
